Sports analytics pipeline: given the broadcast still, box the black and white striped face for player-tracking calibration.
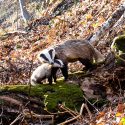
[53,59,64,68]
[38,48,55,64]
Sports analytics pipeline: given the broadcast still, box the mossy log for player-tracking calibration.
[111,35,125,66]
[0,70,109,124]
[0,81,83,112]
[0,80,84,124]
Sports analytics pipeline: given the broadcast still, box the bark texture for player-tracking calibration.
[89,2,125,46]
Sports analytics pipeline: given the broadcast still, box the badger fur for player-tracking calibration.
[38,39,104,81]
[54,39,104,63]
[31,59,64,86]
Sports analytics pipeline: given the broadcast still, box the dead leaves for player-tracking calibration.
[95,103,125,125]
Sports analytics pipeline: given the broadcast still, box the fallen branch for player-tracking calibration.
[58,104,79,117]
[23,109,54,124]
[45,109,70,115]
[0,96,23,106]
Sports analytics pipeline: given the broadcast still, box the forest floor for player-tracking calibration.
[0,0,125,124]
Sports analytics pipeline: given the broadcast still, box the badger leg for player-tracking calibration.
[61,64,68,81]
[52,67,59,82]
[79,58,93,70]
[48,75,53,85]
[36,79,43,84]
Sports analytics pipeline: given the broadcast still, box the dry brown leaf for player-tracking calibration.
[117,103,125,113]
[96,112,105,120]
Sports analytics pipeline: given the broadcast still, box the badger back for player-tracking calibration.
[37,48,55,64]
[54,39,98,63]
[79,41,104,63]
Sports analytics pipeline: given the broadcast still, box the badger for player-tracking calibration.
[38,39,104,80]
[37,48,55,64]
[30,59,64,86]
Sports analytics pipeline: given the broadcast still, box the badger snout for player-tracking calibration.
[50,61,54,65]
[61,64,64,68]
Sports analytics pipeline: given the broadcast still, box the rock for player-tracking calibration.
[81,77,106,99]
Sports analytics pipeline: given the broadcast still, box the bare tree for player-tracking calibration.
[19,0,31,23]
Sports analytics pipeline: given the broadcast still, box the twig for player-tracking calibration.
[23,110,54,124]
[28,56,34,86]
[27,55,34,123]
[19,115,25,125]
[83,95,99,113]
[116,76,122,97]
[10,113,23,125]
[58,104,79,117]
[80,103,92,119]
[45,109,70,115]
[24,112,54,119]
[58,115,81,125]
[0,106,3,125]
[0,118,2,125]
[0,105,3,117]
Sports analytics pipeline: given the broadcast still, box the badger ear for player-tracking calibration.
[49,48,55,60]
[37,52,47,63]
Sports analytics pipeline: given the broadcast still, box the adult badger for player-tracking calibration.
[38,48,55,64]
[38,39,104,81]
[31,59,64,86]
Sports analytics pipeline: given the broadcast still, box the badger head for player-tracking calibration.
[53,59,64,68]
[38,48,55,64]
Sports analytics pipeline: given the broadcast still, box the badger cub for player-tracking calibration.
[31,59,64,86]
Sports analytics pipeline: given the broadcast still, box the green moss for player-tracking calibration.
[44,83,83,111]
[1,85,44,97]
[0,82,84,112]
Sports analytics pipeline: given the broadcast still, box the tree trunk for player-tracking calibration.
[113,11,125,30]
[19,0,31,23]
[89,1,125,46]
